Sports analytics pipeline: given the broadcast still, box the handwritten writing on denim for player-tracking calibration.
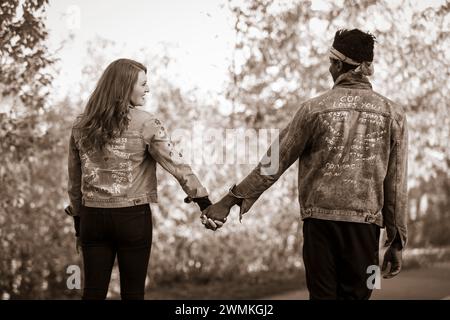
[320,102,387,178]
[106,137,133,194]
[80,138,134,196]
[332,94,382,111]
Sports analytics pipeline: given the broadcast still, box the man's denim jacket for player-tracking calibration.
[67,107,208,216]
[232,71,408,248]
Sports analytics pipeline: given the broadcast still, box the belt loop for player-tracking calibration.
[365,214,375,223]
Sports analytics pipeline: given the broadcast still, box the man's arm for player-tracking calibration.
[382,113,408,249]
[204,103,313,223]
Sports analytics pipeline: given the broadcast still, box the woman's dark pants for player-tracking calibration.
[80,204,152,300]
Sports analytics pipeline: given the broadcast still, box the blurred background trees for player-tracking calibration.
[0,0,70,299]
[0,0,449,299]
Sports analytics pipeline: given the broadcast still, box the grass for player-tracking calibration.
[145,269,306,300]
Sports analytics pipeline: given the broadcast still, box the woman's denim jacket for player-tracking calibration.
[67,107,208,216]
[231,71,408,248]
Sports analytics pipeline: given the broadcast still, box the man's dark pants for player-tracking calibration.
[303,218,380,300]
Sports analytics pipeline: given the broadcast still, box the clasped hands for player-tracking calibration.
[200,201,230,231]
[197,193,240,231]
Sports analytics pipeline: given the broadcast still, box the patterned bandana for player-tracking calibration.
[329,47,374,76]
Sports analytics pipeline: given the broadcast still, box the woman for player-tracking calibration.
[66,58,212,300]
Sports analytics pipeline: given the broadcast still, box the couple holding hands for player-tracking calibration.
[67,28,407,300]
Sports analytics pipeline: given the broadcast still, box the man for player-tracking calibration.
[202,29,408,300]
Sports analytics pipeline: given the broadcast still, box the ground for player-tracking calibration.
[264,262,450,300]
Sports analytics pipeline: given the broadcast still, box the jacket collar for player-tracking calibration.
[333,70,373,90]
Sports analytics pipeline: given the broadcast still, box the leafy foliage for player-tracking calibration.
[1,0,449,299]
[0,0,64,299]
[0,0,53,113]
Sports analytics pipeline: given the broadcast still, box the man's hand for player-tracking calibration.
[201,201,229,231]
[76,237,82,255]
[201,194,239,231]
[381,245,402,279]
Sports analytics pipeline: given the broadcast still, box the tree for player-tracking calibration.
[1,0,53,113]
[0,0,60,299]
[0,0,55,179]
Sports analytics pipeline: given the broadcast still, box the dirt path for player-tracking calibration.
[264,262,450,300]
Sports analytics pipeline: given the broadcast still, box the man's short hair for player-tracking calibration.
[332,29,376,63]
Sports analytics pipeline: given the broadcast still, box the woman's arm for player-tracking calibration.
[143,118,210,204]
[67,129,82,239]
[67,130,82,217]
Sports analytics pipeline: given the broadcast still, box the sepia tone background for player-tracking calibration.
[1,0,449,299]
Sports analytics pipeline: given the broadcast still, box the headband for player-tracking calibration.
[329,47,374,76]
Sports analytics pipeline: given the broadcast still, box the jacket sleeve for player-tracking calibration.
[143,118,208,199]
[230,103,313,218]
[382,113,408,248]
[67,129,82,217]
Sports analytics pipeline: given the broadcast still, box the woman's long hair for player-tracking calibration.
[77,58,147,151]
